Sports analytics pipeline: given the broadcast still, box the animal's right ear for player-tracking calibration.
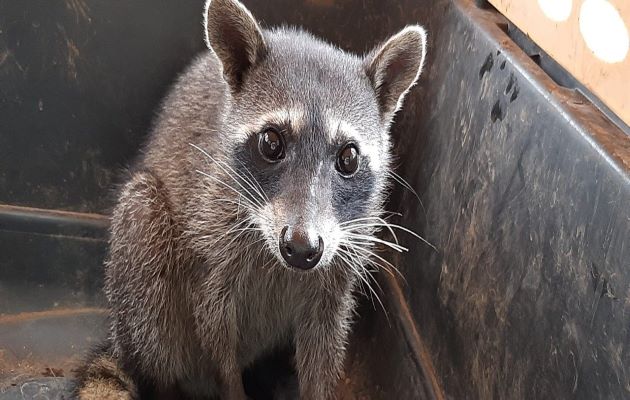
[204,0,267,92]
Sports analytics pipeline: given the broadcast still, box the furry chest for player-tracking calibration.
[234,271,301,365]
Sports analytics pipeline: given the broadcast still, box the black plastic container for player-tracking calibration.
[1,1,629,399]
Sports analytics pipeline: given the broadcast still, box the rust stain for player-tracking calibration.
[335,352,385,400]
[0,49,25,74]
[385,274,446,400]
[0,308,107,325]
[65,0,91,24]
[42,367,65,378]
[0,204,109,225]
[0,355,83,383]
[305,0,336,7]
[65,37,80,80]
[0,50,9,67]
[55,23,81,81]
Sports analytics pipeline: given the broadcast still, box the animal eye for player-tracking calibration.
[258,128,285,162]
[336,143,359,176]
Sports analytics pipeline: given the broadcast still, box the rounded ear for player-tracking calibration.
[364,26,427,123]
[204,0,267,92]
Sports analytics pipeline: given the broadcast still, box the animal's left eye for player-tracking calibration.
[258,128,285,162]
[336,143,359,177]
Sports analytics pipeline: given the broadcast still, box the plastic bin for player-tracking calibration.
[1,0,629,399]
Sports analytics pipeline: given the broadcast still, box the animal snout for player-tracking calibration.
[279,226,324,270]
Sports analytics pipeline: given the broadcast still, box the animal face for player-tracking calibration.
[202,0,426,272]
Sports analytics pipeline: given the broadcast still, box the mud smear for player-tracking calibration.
[491,100,504,122]
[0,307,106,325]
[306,0,336,7]
[479,53,493,80]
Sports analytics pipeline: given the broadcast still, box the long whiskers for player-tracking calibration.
[336,247,388,317]
[387,170,426,216]
[341,217,436,251]
[190,143,270,255]
[335,213,438,307]
[340,240,404,280]
[190,143,267,209]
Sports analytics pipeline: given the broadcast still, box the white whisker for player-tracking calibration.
[387,170,426,215]
[343,221,436,251]
[195,170,260,209]
[340,216,399,244]
[344,234,408,253]
[337,250,382,308]
[338,247,388,319]
[341,241,405,281]
[234,158,269,202]
[190,143,265,208]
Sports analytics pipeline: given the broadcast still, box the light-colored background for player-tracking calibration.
[489,0,629,126]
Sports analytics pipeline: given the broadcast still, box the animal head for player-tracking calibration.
[199,0,426,272]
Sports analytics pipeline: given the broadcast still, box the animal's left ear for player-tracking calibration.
[364,26,427,123]
[204,0,267,92]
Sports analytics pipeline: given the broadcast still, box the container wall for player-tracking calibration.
[1,1,629,399]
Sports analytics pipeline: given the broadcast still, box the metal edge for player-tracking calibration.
[457,0,630,176]
[0,204,109,239]
[384,273,446,400]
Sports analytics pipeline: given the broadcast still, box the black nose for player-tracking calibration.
[279,226,324,270]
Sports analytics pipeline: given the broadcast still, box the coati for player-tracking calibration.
[75,0,427,398]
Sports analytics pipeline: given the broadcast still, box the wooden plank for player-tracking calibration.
[488,0,630,127]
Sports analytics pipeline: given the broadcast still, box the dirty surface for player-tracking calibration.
[3,0,630,399]
[388,1,630,399]
[0,310,106,388]
[0,0,206,213]
[0,278,432,400]
[0,2,440,396]
[0,0,443,215]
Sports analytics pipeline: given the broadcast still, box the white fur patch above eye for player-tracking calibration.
[234,106,307,140]
[325,114,384,172]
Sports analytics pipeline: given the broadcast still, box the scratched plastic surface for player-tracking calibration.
[1,378,73,400]
[3,0,629,399]
[0,287,426,400]
[0,309,105,399]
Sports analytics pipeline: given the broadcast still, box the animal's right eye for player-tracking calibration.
[258,128,285,162]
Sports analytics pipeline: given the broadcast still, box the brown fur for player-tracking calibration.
[76,351,138,400]
[76,0,427,398]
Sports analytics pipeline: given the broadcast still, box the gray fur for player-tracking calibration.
[78,0,427,399]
